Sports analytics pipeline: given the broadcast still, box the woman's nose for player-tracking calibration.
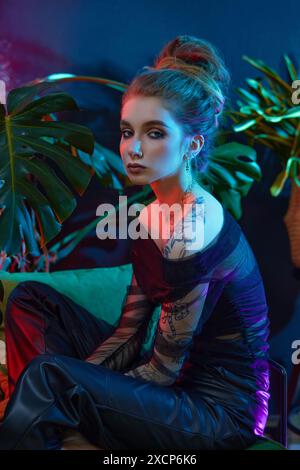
[130,144,142,155]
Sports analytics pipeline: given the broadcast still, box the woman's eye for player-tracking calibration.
[120,130,130,138]
[149,131,164,138]
[120,130,164,139]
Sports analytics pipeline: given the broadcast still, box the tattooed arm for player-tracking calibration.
[124,196,210,385]
[123,281,210,386]
[85,271,156,370]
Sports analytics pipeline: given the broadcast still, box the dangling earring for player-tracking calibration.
[185,157,189,172]
[183,155,193,198]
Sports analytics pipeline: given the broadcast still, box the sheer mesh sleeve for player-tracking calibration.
[124,198,210,385]
[85,271,156,370]
[124,280,210,385]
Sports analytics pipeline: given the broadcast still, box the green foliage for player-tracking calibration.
[0,83,94,258]
[200,141,261,219]
[227,54,300,196]
[0,73,263,271]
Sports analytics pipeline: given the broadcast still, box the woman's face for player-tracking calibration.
[119,96,188,185]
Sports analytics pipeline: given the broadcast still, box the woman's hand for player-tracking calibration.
[60,429,104,450]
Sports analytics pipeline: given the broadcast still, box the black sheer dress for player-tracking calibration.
[0,201,270,450]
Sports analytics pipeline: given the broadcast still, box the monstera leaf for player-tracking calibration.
[0,83,95,255]
[199,142,261,219]
[77,142,128,190]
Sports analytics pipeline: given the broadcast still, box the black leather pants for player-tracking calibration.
[0,281,254,450]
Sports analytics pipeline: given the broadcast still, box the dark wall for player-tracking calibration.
[1,0,300,372]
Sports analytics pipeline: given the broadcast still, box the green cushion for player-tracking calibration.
[0,265,133,332]
[246,437,287,450]
[0,264,161,357]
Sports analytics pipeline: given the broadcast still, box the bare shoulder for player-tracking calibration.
[201,190,224,250]
[138,189,224,256]
[179,185,223,251]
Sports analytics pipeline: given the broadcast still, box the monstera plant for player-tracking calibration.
[0,82,96,271]
[198,141,260,218]
[0,73,262,272]
[227,54,300,268]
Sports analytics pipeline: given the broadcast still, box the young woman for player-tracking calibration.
[0,35,270,450]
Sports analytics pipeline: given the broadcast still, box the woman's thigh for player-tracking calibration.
[6,280,116,356]
[5,280,115,393]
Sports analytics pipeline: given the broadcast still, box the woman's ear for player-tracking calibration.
[190,135,205,158]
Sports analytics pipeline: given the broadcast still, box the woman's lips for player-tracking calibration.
[127,164,147,174]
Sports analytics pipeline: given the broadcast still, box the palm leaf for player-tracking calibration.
[270,170,289,197]
[242,56,291,95]
[228,54,300,195]
[283,54,298,82]
[245,78,282,106]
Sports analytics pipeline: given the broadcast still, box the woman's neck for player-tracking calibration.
[151,181,204,207]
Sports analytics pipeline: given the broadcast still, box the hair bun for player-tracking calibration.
[153,35,230,95]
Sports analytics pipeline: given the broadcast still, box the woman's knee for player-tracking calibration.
[5,281,48,324]
[7,281,44,303]
[19,354,65,389]
[27,353,59,369]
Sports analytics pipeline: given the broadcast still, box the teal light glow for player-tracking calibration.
[47,73,76,81]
